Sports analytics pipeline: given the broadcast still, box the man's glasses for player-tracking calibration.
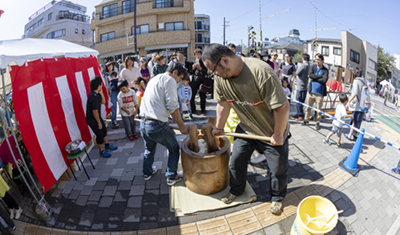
[212,57,222,75]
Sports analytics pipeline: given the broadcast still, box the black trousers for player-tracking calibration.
[296,90,307,118]
[3,192,19,210]
[189,77,206,112]
[229,126,289,202]
[0,197,15,234]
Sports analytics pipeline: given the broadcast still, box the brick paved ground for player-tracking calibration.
[8,95,400,234]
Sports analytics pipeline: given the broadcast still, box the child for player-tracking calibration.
[323,94,353,148]
[282,79,291,97]
[178,77,194,120]
[133,78,146,117]
[118,79,139,141]
[109,71,120,129]
[86,76,118,158]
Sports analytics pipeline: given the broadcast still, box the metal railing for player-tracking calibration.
[153,0,183,8]
[56,12,90,22]
[28,0,83,21]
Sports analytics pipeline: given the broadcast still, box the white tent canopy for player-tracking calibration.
[0,38,99,69]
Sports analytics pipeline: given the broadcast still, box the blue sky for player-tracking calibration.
[1,0,399,55]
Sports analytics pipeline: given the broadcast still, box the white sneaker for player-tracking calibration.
[9,209,14,219]
[251,152,266,164]
[15,208,22,220]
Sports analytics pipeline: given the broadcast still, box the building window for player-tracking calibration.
[196,34,203,43]
[132,24,149,35]
[369,59,377,71]
[165,22,183,31]
[48,12,53,21]
[333,47,341,55]
[100,31,115,42]
[196,21,202,30]
[155,0,173,8]
[350,49,360,64]
[205,37,210,43]
[47,29,66,39]
[102,3,118,19]
[204,25,209,30]
[322,46,329,56]
[122,0,134,14]
[38,18,44,26]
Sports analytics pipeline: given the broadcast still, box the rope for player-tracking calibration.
[287,97,400,151]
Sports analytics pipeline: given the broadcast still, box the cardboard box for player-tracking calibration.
[59,167,73,181]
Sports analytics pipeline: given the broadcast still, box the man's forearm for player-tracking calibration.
[273,101,289,136]
[171,108,185,128]
[93,110,101,124]
[215,101,231,129]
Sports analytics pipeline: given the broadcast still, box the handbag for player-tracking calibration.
[181,103,188,111]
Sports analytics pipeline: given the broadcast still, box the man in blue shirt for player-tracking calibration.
[302,53,329,130]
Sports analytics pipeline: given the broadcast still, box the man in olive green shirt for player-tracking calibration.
[202,44,290,215]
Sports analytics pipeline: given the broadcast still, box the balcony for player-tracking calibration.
[93,29,191,55]
[56,11,90,23]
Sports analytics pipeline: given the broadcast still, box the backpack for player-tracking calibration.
[355,77,371,112]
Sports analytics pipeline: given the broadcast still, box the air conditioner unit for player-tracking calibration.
[159,23,164,29]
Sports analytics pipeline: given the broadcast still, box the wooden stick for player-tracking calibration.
[187,124,199,152]
[201,123,219,153]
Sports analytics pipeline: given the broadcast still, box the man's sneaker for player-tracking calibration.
[144,165,158,181]
[15,208,22,220]
[323,138,331,146]
[105,145,118,151]
[101,150,111,158]
[301,120,309,126]
[251,152,266,164]
[315,123,321,130]
[336,143,342,148]
[113,121,119,127]
[132,135,139,140]
[189,115,195,120]
[270,201,283,215]
[167,175,183,186]
[128,135,134,141]
[296,117,304,121]
[291,115,299,119]
[391,168,399,174]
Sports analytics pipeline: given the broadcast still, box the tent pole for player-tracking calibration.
[1,68,44,204]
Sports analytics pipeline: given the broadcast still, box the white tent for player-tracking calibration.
[0,38,99,69]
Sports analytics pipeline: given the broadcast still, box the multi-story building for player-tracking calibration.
[23,0,92,47]
[394,54,400,70]
[194,14,210,50]
[264,29,306,48]
[305,31,378,85]
[91,0,195,64]
[267,42,304,64]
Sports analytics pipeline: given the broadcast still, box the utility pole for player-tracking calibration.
[223,17,229,45]
[134,0,137,55]
[259,0,262,52]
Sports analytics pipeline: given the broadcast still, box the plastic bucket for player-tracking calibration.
[291,196,338,235]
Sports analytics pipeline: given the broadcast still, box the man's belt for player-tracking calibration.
[141,117,162,122]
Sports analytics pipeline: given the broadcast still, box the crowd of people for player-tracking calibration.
[87,43,384,217]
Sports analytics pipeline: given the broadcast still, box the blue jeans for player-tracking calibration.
[179,99,192,118]
[111,90,119,123]
[140,120,180,179]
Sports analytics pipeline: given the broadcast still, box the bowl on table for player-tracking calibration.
[65,140,84,155]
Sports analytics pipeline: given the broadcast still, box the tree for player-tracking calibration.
[377,46,395,83]
[293,50,303,63]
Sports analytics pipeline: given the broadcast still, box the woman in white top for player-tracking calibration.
[120,56,141,88]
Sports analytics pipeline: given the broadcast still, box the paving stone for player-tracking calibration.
[127,196,143,208]
[68,189,80,200]
[73,182,85,191]
[143,189,160,202]
[141,202,158,215]
[120,172,135,181]
[62,185,74,194]
[98,197,113,208]
[93,181,107,191]
[106,158,118,166]
[107,178,119,186]
[85,177,98,186]
[129,185,145,196]
[80,186,94,196]
[127,156,140,164]
[76,195,89,206]
[118,181,132,190]
[145,180,160,190]
[111,168,124,177]
[123,208,141,222]
[103,186,117,196]
[51,189,62,198]
[90,221,105,230]
[114,190,129,202]
[88,191,102,201]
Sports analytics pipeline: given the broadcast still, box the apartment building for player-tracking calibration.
[305,31,378,84]
[194,14,210,50]
[91,0,195,64]
[23,0,92,47]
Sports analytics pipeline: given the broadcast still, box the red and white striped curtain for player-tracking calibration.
[10,56,110,192]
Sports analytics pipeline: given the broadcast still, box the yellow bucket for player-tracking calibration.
[291,196,338,235]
